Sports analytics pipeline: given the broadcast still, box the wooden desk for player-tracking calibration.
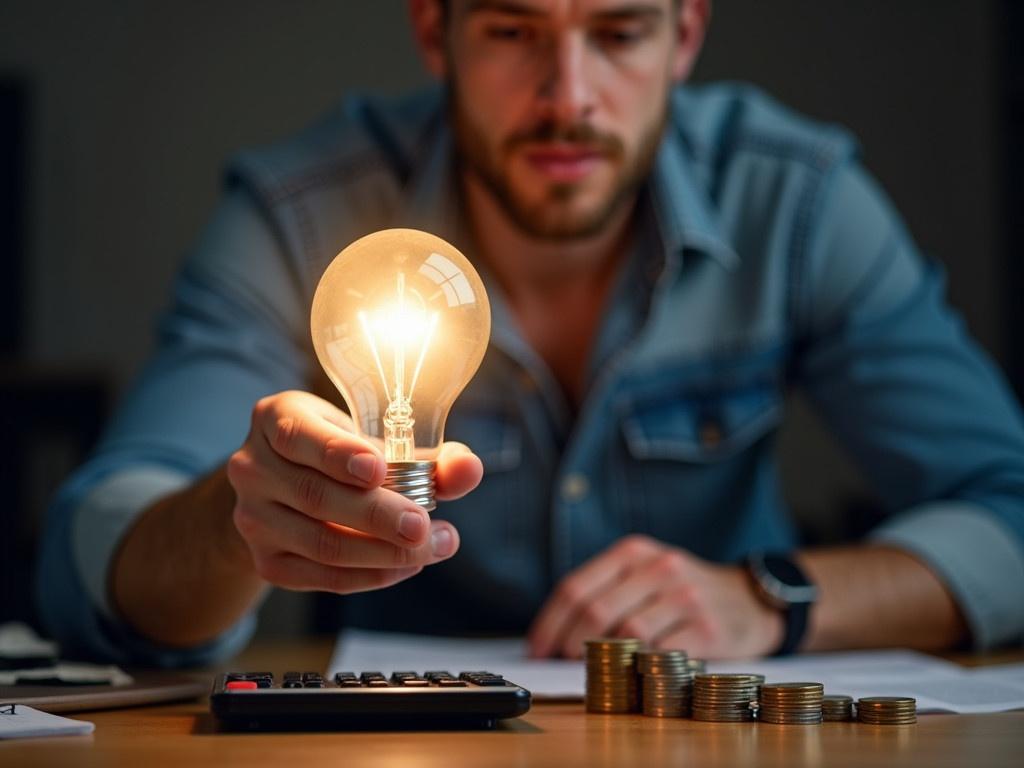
[3,640,1022,768]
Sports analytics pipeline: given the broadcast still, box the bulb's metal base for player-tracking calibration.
[383,461,437,512]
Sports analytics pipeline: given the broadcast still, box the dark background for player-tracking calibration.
[2,1,1022,639]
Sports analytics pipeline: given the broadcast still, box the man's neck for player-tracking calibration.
[460,170,638,408]
[461,171,636,304]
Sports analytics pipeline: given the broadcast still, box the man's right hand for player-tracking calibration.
[226,390,482,595]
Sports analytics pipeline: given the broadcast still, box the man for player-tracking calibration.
[37,0,1024,665]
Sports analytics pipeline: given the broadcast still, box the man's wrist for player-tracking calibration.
[744,552,817,655]
[724,565,785,657]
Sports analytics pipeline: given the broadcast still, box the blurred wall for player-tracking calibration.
[0,1,1009,634]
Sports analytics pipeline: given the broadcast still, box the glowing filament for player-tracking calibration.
[357,272,439,461]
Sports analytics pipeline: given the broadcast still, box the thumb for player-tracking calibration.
[435,441,484,501]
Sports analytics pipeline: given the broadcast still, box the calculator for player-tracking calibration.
[210,670,531,730]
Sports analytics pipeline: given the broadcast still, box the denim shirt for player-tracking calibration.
[37,84,1024,665]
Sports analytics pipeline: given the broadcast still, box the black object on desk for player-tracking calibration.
[210,670,532,730]
[0,671,206,713]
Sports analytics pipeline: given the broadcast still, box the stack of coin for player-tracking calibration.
[757,682,824,724]
[857,696,917,725]
[584,638,642,713]
[692,673,764,722]
[637,650,693,718]
[822,694,855,721]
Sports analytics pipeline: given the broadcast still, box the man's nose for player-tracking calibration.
[537,32,595,125]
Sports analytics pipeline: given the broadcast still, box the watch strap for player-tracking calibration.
[744,552,814,656]
[774,599,809,656]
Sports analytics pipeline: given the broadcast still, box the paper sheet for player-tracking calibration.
[330,630,1024,711]
[330,630,583,698]
[0,704,94,739]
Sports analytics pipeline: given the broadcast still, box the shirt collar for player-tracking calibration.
[649,125,740,271]
[405,104,739,267]
[404,117,466,249]
[402,121,547,381]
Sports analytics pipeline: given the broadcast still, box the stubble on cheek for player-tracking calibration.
[446,67,672,240]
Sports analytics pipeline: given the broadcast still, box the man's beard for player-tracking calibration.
[448,84,668,241]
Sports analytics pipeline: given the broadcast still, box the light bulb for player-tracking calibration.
[310,228,491,511]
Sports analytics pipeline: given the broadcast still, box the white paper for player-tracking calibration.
[330,630,583,698]
[0,622,58,658]
[0,704,94,740]
[330,630,1024,712]
[709,650,1024,713]
[964,661,1024,688]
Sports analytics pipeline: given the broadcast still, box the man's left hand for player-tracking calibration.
[526,535,784,660]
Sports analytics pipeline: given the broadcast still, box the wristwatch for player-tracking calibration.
[744,551,818,656]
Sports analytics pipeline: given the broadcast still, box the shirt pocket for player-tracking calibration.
[616,383,783,549]
[621,384,782,462]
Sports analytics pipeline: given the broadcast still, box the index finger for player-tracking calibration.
[526,535,663,658]
[254,391,386,488]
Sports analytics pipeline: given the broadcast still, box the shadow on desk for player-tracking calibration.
[191,712,544,735]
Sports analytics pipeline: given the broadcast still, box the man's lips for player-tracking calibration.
[520,144,606,183]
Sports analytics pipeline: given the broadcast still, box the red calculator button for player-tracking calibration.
[226,680,258,690]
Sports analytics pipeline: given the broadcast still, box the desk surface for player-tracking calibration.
[3,639,1022,768]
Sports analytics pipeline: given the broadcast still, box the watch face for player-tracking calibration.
[754,553,818,605]
[763,554,807,588]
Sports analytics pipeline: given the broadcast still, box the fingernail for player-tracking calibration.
[348,453,379,483]
[431,527,454,557]
[398,511,426,542]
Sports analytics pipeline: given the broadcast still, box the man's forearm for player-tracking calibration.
[110,466,266,648]
[796,545,968,652]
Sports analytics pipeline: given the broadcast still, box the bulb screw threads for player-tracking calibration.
[383,461,437,512]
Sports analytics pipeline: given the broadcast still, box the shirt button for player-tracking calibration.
[561,473,590,503]
[699,419,723,449]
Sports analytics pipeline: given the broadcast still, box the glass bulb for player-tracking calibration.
[310,228,491,511]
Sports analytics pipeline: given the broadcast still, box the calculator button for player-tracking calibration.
[282,681,303,688]
[360,672,387,682]
[460,671,505,686]
[304,681,325,688]
[424,671,455,681]
[400,679,430,687]
[367,679,391,687]
[226,680,258,690]
[302,672,322,682]
[283,671,301,680]
[438,679,468,687]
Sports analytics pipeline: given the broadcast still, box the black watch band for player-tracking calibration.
[775,598,810,657]
[745,552,817,656]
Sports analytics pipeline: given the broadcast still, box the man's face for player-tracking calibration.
[443,0,683,240]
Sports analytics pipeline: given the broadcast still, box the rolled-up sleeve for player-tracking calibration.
[869,502,1024,650]
[36,184,308,666]
[796,160,1024,648]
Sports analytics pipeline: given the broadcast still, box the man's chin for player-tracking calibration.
[519,209,614,240]
[503,182,627,240]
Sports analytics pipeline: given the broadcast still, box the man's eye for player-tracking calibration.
[594,27,646,47]
[485,25,533,42]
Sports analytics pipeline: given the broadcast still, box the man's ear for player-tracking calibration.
[670,0,711,82]
[408,0,448,79]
